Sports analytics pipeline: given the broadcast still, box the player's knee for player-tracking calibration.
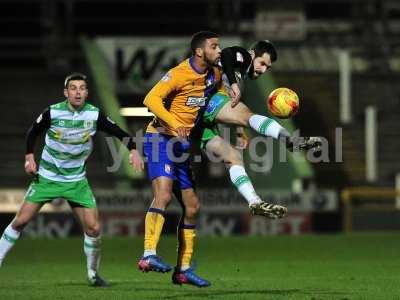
[231,149,243,165]
[237,117,250,127]
[85,222,101,237]
[12,217,29,231]
[11,221,26,232]
[224,147,243,167]
[236,108,253,126]
[155,190,173,206]
[185,201,200,219]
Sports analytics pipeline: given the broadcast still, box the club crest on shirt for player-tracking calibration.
[84,120,94,129]
[165,164,172,174]
[236,52,244,62]
[206,78,214,87]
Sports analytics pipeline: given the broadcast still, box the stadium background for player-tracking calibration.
[1,0,400,299]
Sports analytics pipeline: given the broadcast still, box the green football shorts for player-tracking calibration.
[24,175,96,208]
[200,92,230,149]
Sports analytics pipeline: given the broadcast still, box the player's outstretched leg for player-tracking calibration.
[206,136,288,219]
[248,115,322,153]
[215,101,322,152]
[214,101,287,139]
[230,166,287,219]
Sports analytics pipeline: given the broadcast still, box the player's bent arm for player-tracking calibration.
[24,153,37,175]
[220,46,252,86]
[97,112,136,150]
[221,47,249,106]
[143,95,181,130]
[26,107,51,154]
[220,47,239,85]
[25,107,50,174]
[143,71,183,130]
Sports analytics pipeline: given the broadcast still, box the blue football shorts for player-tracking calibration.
[143,133,194,190]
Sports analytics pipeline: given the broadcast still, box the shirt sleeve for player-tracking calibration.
[143,70,183,130]
[26,107,51,154]
[221,46,252,85]
[96,112,136,150]
[220,47,239,85]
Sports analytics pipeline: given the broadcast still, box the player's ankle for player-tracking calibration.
[143,250,156,257]
[180,265,190,272]
[249,198,262,206]
[88,269,96,279]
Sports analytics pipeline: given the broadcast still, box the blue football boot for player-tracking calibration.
[138,255,172,273]
[172,267,211,287]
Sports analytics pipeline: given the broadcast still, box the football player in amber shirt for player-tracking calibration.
[138,31,221,287]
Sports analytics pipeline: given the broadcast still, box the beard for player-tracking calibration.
[204,55,219,67]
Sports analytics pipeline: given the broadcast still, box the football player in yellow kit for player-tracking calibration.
[138,31,221,287]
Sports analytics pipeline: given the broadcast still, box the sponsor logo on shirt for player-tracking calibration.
[186,96,207,107]
[54,129,91,142]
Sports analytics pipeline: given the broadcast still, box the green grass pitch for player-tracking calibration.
[0,233,399,299]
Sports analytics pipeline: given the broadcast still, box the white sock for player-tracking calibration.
[229,165,261,205]
[181,265,190,271]
[143,250,156,257]
[0,224,21,266]
[84,234,101,278]
[249,115,288,139]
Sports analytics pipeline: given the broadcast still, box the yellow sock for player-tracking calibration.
[144,208,165,254]
[177,224,196,270]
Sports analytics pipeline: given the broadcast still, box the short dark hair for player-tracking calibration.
[190,31,218,54]
[251,40,277,62]
[64,72,88,88]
